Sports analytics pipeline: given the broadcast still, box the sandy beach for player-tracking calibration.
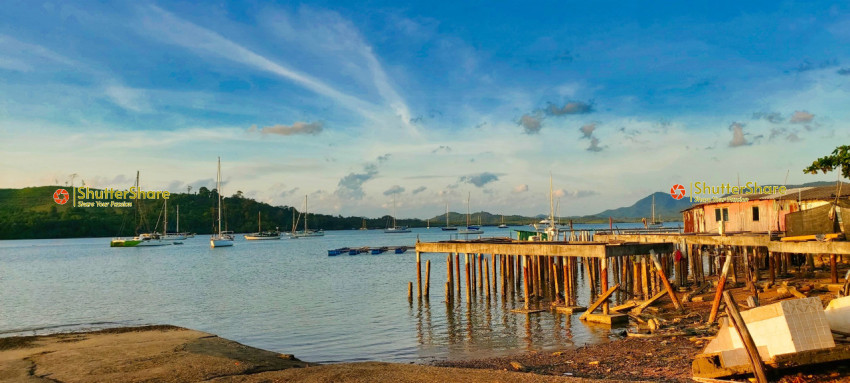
[0,325,638,383]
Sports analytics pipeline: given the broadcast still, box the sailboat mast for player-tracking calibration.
[176,205,179,233]
[164,198,168,235]
[134,171,140,235]
[258,211,261,232]
[446,203,449,226]
[549,173,554,228]
[304,195,308,232]
[652,195,656,223]
[217,157,222,235]
[466,192,471,226]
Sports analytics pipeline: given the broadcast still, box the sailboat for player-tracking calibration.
[245,212,281,240]
[210,157,234,247]
[110,171,170,247]
[161,199,186,242]
[649,195,663,227]
[385,195,411,233]
[290,195,324,238]
[458,193,483,235]
[498,215,508,229]
[441,203,457,231]
[359,218,368,230]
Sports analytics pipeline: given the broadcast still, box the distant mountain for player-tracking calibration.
[592,192,691,221]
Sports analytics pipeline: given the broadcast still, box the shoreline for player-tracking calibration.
[0,325,638,383]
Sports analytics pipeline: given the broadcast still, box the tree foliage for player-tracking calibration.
[803,145,850,179]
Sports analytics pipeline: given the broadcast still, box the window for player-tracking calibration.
[722,208,729,222]
[715,208,721,222]
[752,206,760,221]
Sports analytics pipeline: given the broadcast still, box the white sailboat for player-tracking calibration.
[385,195,411,233]
[210,157,234,248]
[458,192,483,235]
[290,195,324,238]
[245,212,281,240]
[498,215,508,229]
[441,203,457,231]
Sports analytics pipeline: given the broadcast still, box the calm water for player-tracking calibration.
[0,224,659,363]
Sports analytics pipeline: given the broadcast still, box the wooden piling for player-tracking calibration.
[708,251,734,323]
[492,254,497,295]
[408,281,413,301]
[768,251,775,286]
[523,256,530,310]
[424,260,431,298]
[416,251,422,298]
[484,259,491,298]
[641,256,649,300]
[601,257,609,314]
[456,253,461,296]
[553,261,561,302]
[465,253,471,302]
[447,255,453,299]
[651,252,682,311]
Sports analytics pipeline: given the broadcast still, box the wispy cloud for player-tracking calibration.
[105,84,151,113]
[513,184,529,193]
[252,121,323,136]
[335,164,378,200]
[579,123,596,139]
[790,110,814,123]
[728,122,750,147]
[139,5,381,120]
[752,111,783,124]
[412,186,427,194]
[459,172,499,187]
[383,185,405,195]
[432,145,451,154]
[519,113,542,134]
[587,137,603,152]
[545,101,593,116]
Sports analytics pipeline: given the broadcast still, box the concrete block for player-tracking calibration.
[824,295,850,333]
[701,297,835,369]
[583,313,628,326]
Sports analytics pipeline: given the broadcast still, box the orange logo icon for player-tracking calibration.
[53,189,70,205]
[670,184,685,200]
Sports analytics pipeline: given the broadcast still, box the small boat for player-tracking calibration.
[245,212,281,240]
[290,195,325,238]
[210,157,234,248]
[498,215,508,229]
[328,247,350,256]
[441,203,457,231]
[161,201,186,242]
[370,246,388,255]
[394,246,408,254]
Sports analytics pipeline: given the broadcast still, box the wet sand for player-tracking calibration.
[0,325,637,382]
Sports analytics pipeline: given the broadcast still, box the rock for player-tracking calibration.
[509,361,526,372]
[551,351,563,357]
[278,354,295,360]
[588,361,600,366]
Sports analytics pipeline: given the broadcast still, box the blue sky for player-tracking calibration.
[1,1,849,218]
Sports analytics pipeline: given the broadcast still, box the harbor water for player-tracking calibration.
[1,223,661,363]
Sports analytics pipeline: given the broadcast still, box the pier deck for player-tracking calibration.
[415,239,674,258]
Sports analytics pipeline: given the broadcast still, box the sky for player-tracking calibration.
[1,1,849,219]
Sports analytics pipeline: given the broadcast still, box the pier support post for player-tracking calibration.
[447,255,453,300]
[416,251,422,298]
[465,253,471,302]
[424,260,431,298]
[456,253,461,296]
[523,256,530,310]
[484,259,491,298]
[831,254,838,283]
[601,256,609,314]
[708,252,734,323]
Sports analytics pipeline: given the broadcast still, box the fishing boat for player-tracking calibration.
[458,193,483,235]
[498,215,508,229]
[210,157,234,248]
[649,195,663,227]
[384,196,411,233]
[290,195,324,238]
[245,212,281,240]
[441,203,457,231]
[110,171,170,247]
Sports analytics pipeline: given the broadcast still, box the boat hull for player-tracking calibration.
[244,235,281,240]
[210,237,234,247]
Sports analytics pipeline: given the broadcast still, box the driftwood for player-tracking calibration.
[580,284,620,320]
[633,290,667,315]
[683,283,711,303]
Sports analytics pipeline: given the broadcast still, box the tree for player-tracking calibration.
[804,145,850,179]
